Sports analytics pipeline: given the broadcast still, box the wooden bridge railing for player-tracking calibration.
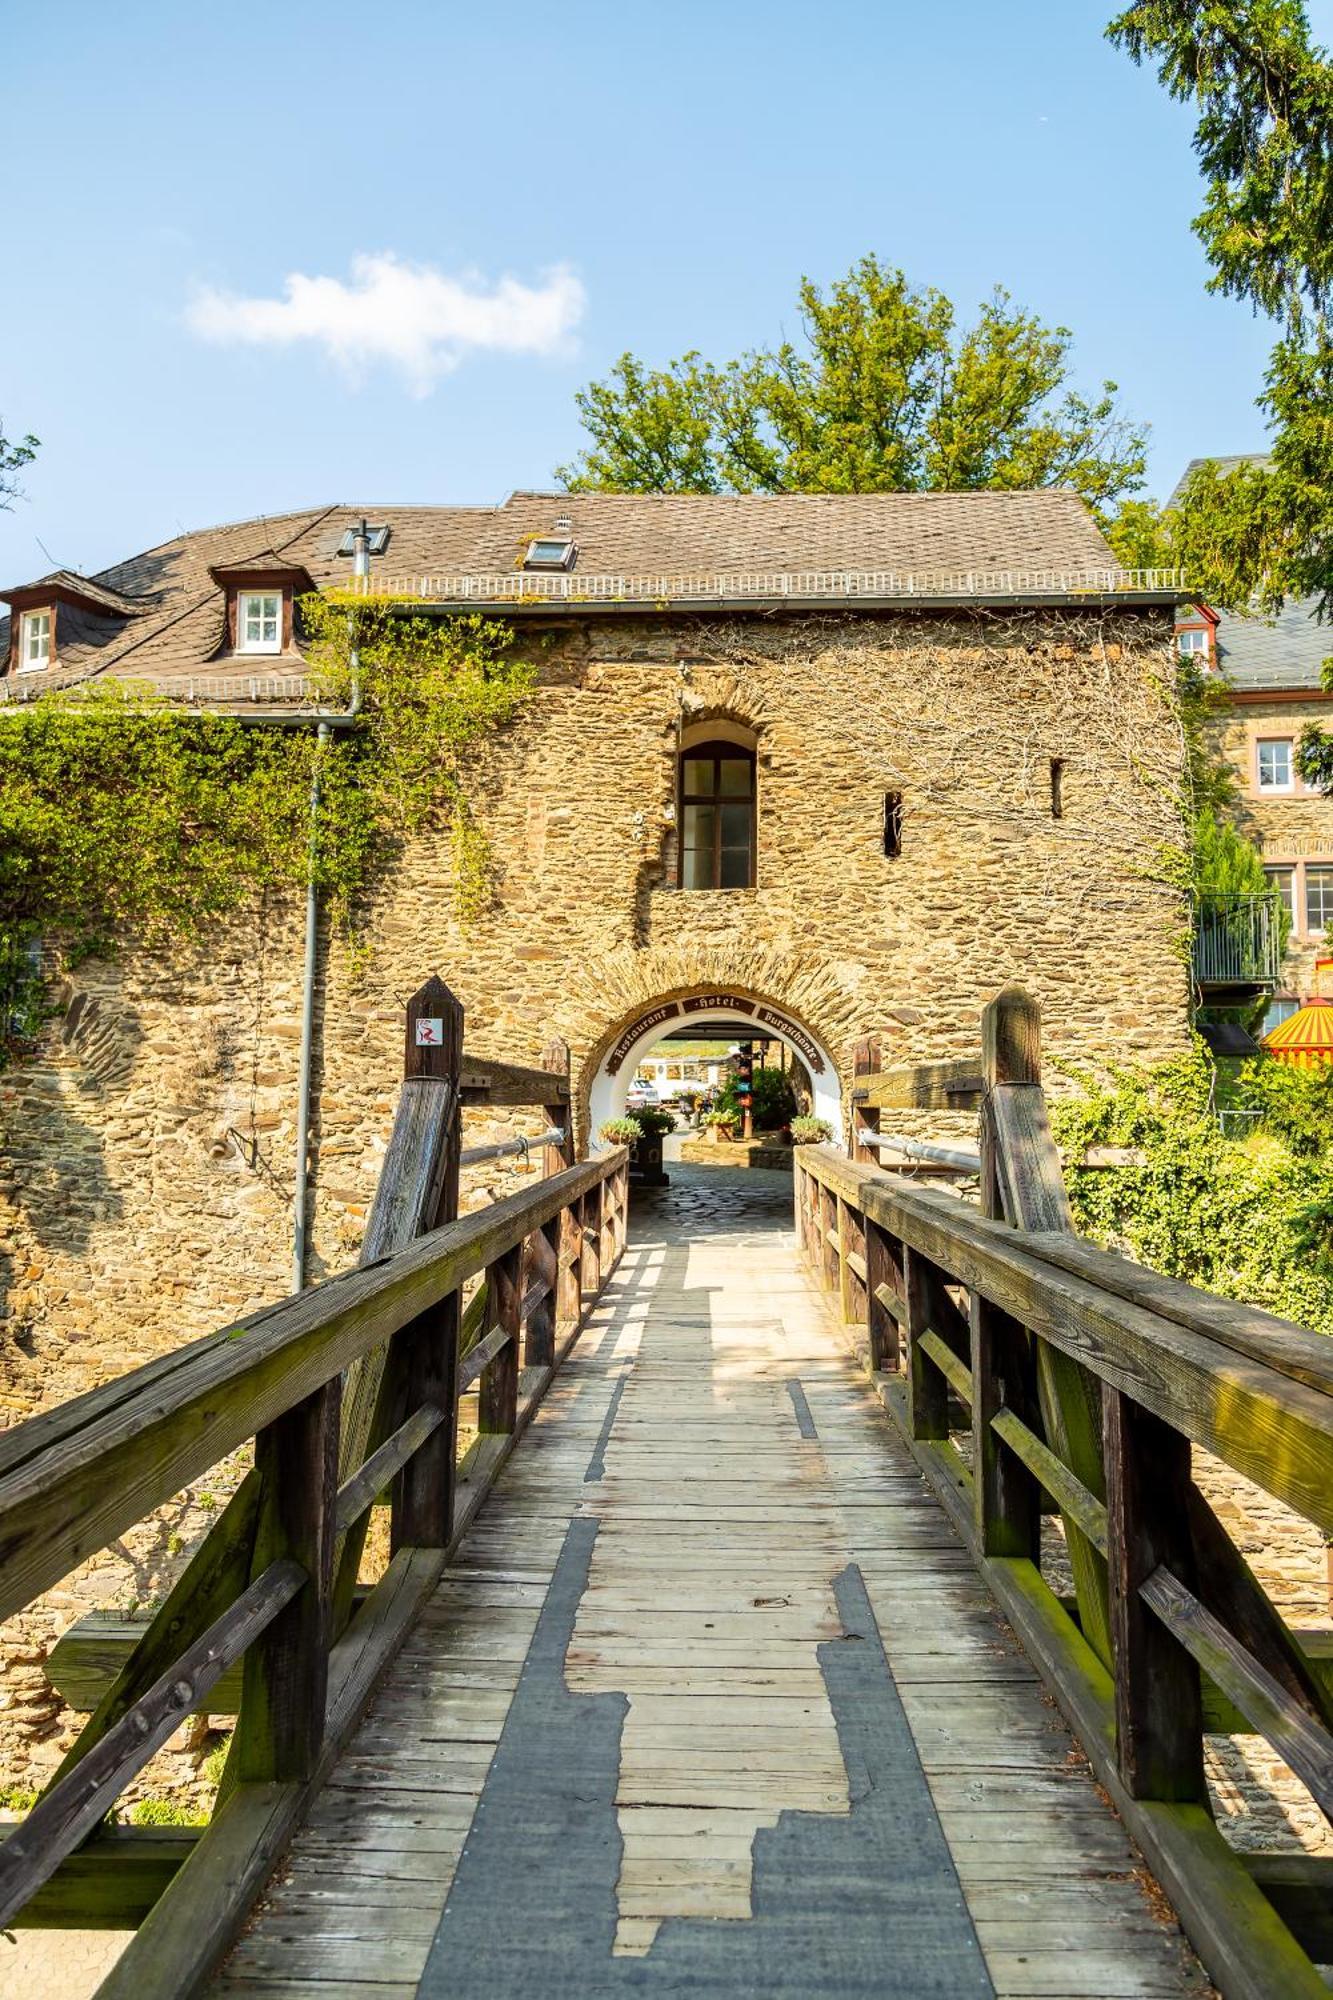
[798,986,1333,2000]
[0,975,627,1997]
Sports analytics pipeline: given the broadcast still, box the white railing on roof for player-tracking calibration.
[350,566,1186,605]
[0,672,313,707]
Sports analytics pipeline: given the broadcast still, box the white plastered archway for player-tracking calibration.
[588,1003,842,1140]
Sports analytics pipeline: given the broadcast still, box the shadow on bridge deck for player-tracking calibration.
[213,1163,1208,2000]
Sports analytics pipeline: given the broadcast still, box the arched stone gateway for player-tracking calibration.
[586,987,843,1136]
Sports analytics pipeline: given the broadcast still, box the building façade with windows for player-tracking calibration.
[1172,458,1333,1034]
[0,489,1191,1410]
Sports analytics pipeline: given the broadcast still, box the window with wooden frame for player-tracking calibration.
[238,590,283,655]
[678,740,756,890]
[19,609,51,671]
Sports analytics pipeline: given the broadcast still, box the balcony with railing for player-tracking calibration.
[1191,892,1284,1002]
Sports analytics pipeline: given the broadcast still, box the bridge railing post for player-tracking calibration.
[581,1180,603,1297]
[479,1244,522,1437]
[390,979,464,1552]
[978,984,1111,1669]
[850,1035,881,1163]
[235,1377,339,1785]
[864,1218,903,1373]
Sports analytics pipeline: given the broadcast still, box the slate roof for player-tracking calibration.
[1217,600,1332,692]
[1167,454,1330,692]
[0,489,1151,704]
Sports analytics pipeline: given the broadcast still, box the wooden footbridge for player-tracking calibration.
[1,984,1332,1999]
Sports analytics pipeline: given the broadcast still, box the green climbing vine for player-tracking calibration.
[1050,1044,1333,1332]
[0,599,534,1068]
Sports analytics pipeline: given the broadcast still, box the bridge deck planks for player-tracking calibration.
[213,1168,1208,2000]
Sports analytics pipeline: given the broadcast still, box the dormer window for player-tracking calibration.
[20,609,51,671]
[238,591,282,654]
[523,536,576,571]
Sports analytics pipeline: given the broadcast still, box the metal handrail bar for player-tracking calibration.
[458,1127,565,1168]
[855,1128,982,1172]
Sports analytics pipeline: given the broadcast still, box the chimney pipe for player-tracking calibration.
[352,517,371,580]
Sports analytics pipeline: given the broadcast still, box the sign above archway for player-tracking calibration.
[604,994,826,1075]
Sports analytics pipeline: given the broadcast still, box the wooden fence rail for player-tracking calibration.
[0,975,627,2000]
[797,986,1333,2000]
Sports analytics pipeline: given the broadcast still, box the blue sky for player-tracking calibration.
[5,0,1330,580]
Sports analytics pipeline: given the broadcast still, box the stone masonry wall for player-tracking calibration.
[0,606,1190,1423]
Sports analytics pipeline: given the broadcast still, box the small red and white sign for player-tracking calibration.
[415,1017,444,1046]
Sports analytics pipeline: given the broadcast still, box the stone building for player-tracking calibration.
[0,490,1190,1412]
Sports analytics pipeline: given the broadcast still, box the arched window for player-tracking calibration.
[678,737,756,889]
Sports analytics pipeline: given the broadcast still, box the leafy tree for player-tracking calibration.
[0,419,38,510]
[1107,4,1333,614]
[558,257,1147,519]
[716,1065,798,1132]
[1192,803,1282,907]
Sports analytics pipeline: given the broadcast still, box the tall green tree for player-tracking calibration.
[558,257,1148,518]
[1107,4,1333,614]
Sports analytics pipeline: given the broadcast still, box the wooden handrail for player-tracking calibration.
[795,985,1333,2000]
[0,1147,624,1625]
[797,1145,1333,1533]
[0,971,632,1990]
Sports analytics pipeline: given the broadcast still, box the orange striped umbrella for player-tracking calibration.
[1263,958,1333,1066]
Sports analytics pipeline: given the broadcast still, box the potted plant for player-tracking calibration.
[630,1105,673,1186]
[702,1109,735,1144]
[790,1115,833,1145]
[599,1116,644,1148]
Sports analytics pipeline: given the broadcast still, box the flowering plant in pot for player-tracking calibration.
[702,1109,735,1143]
[790,1115,833,1145]
[600,1117,643,1147]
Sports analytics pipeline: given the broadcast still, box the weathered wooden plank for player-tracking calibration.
[237,1384,339,1786]
[989,1409,1108,1556]
[919,1328,973,1405]
[971,1297,1039,1561]
[457,1324,512,1393]
[0,1560,303,1929]
[459,1054,572,1105]
[1186,1483,1333,1732]
[1140,1566,1333,1818]
[0,1146,626,1625]
[865,1223,902,1372]
[1104,1392,1204,1803]
[904,1246,950,1441]
[855,1056,983,1111]
[1242,1854,1333,1962]
[96,1780,303,2000]
[5,1825,198,1930]
[478,1246,521,1434]
[1020,1232,1333,1398]
[334,1403,444,1538]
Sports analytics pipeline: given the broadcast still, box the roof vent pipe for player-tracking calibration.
[352,518,371,579]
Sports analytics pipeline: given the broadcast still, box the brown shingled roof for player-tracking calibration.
[0,489,1142,702]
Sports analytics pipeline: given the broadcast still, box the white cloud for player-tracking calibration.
[186,252,585,394]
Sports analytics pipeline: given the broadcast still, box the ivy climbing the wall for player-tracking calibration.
[1051,1044,1333,1332]
[0,600,534,1068]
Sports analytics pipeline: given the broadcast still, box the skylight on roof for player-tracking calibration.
[336,525,392,556]
[523,535,576,571]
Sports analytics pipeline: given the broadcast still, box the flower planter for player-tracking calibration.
[630,1135,668,1188]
